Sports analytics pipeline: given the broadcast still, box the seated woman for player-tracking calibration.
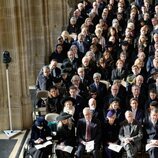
[29,117,52,158]
[56,112,76,158]
[105,97,125,124]
[102,109,121,158]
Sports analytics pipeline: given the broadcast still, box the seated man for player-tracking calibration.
[75,107,102,158]
[36,66,53,91]
[119,111,143,158]
[144,108,158,158]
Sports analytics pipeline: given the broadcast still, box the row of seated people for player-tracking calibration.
[28,105,158,158]
[36,70,158,123]
[37,51,158,97]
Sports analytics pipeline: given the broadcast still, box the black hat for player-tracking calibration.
[56,112,72,121]
[150,101,158,107]
[107,109,116,117]
[35,117,45,127]
[109,97,120,104]
[61,97,76,106]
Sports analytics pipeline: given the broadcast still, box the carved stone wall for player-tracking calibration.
[0,0,75,130]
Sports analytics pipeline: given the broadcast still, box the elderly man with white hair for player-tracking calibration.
[75,107,102,158]
[119,111,143,158]
[89,72,107,98]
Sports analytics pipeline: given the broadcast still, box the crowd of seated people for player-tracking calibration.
[34,0,158,157]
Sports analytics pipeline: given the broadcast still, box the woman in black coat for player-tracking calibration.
[102,110,121,158]
[29,117,52,158]
[55,112,76,158]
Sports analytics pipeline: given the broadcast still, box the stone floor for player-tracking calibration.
[0,130,29,158]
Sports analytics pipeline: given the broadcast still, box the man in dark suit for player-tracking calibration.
[89,72,107,99]
[119,111,143,158]
[126,84,147,110]
[36,66,53,91]
[63,50,80,73]
[72,33,89,56]
[69,85,86,123]
[144,108,158,158]
[49,59,61,80]
[75,107,102,158]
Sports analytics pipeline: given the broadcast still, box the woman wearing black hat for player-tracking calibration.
[55,112,76,158]
[28,117,52,158]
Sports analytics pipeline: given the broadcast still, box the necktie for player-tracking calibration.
[86,121,91,141]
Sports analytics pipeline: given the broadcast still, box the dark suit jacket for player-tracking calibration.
[144,120,158,143]
[102,119,120,144]
[51,67,61,78]
[76,118,102,148]
[56,123,76,146]
[72,40,89,54]
[148,82,157,91]
[111,68,127,82]
[129,108,144,125]
[89,82,107,98]
[126,94,147,110]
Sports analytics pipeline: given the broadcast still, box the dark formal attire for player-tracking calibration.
[75,118,102,158]
[51,67,61,80]
[126,94,147,110]
[29,122,52,158]
[130,108,144,125]
[63,58,80,73]
[102,119,121,158]
[89,82,107,99]
[149,82,158,94]
[73,95,86,124]
[144,119,158,158]
[56,122,76,158]
[72,40,89,56]
[111,68,127,82]
[49,51,66,64]
[46,95,63,114]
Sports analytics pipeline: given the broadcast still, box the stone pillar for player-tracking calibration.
[0,0,76,130]
[0,0,32,130]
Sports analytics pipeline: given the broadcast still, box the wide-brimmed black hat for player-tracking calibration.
[56,112,72,121]
[61,96,76,106]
